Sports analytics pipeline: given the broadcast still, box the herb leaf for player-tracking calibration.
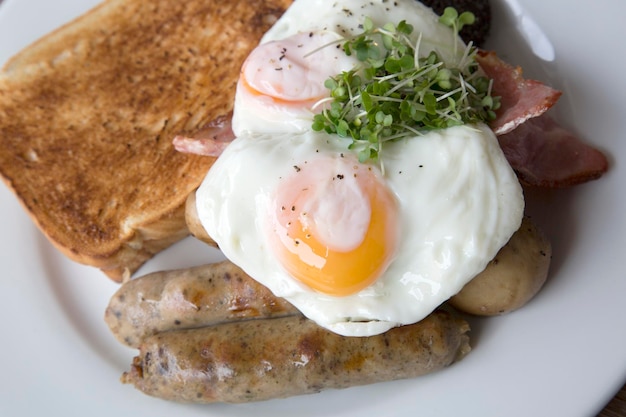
[311,10,500,164]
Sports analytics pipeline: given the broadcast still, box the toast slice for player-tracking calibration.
[0,0,291,281]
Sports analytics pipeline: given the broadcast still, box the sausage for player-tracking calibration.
[121,311,471,403]
[104,261,300,347]
[449,216,551,315]
[185,191,216,247]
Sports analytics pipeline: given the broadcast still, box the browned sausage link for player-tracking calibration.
[185,191,216,246]
[121,311,471,403]
[104,261,300,348]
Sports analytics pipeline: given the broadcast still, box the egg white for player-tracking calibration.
[260,0,460,61]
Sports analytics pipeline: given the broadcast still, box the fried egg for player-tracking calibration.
[196,0,525,336]
[232,0,461,136]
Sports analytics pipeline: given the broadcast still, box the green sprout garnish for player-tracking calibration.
[311,10,500,165]
[438,7,476,55]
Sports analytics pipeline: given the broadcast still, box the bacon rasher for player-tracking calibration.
[476,50,608,187]
[476,50,562,136]
[497,114,608,187]
[172,113,235,157]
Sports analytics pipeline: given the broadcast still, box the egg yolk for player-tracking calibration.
[267,156,398,296]
[239,31,355,106]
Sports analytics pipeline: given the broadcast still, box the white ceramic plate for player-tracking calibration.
[1,0,624,416]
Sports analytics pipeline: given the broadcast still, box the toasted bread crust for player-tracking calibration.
[0,0,291,281]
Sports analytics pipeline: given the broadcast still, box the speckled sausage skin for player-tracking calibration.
[121,311,470,403]
[105,261,300,347]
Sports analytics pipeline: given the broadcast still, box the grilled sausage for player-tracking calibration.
[185,191,216,246]
[105,261,300,347]
[121,311,470,403]
[449,216,551,315]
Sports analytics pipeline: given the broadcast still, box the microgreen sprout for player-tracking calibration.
[438,7,476,55]
[311,10,500,165]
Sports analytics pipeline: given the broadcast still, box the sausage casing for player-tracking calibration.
[105,261,299,347]
[121,311,471,403]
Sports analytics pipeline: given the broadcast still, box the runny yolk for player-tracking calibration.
[267,157,398,296]
[239,31,355,106]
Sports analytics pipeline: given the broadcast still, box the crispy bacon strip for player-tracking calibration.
[498,113,608,187]
[476,50,562,135]
[172,112,235,157]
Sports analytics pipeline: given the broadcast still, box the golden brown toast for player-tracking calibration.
[0,0,291,281]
